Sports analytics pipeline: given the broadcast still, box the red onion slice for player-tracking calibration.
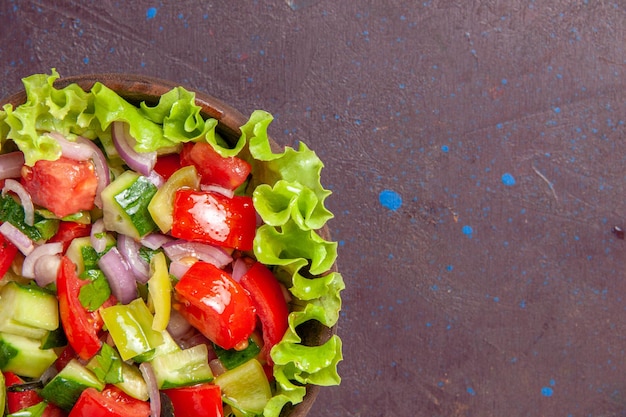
[0,222,34,255]
[33,255,62,287]
[98,247,137,305]
[76,137,110,208]
[117,234,150,284]
[166,309,193,339]
[111,121,156,176]
[140,233,173,250]
[200,184,235,198]
[47,132,94,161]
[0,152,25,180]
[90,219,108,253]
[139,362,160,417]
[22,241,63,279]
[168,260,191,280]
[3,179,35,226]
[162,239,232,268]
[231,257,251,282]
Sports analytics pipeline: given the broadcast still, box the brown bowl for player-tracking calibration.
[0,73,337,417]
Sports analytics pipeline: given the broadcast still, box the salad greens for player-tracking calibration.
[0,69,343,417]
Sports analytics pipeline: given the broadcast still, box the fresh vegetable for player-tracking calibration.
[0,70,343,417]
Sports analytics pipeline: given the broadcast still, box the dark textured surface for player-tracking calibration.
[4,1,626,416]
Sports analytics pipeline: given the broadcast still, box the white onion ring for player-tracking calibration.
[200,184,235,198]
[0,152,25,180]
[0,222,34,255]
[140,233,173,250]
[168,260,191,280]
[117,234,150,284]
[22,241,63,279]
[2,179,35,226]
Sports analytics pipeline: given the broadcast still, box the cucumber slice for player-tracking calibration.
[214,337,261,370]
[214,359,271,415]
[0,282,59,340]
[133,329,181,363]
[150,343,214,389]
[101,170,158,239]
[0,332,58,378]
[41,359,104,411]
[115,362,149,401]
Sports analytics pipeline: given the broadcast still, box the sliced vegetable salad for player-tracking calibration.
[0,70,343,417]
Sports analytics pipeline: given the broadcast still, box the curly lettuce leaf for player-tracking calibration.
[0,69,99,165]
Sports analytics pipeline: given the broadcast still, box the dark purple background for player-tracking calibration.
[4,1,626,416]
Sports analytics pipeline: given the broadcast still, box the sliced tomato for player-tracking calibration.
[239,262,289,366]
[171,189,256,251]
[180,142,251,190]
[57,256,107,360]
[4,372,67,417]
[48,221,92,253]
[68,386,150,417]
[0,232,18,278]
[163,383,223,417]
[21,156,98,218]
[153,153,182,181]
[174,261,256,350]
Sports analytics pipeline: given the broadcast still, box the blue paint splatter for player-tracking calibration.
[501,78,508,85]
[82,57,89,64]
[541,386,554,397]
[462,225,473,236]
[441,145,449,153]
[501,172,516,186]
[467,387,476,396]
[146,7,157,19]
[379,189,402,211]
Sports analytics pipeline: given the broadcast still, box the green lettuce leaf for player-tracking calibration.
[0,69,99,165]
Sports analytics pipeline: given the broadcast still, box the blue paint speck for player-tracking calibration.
[467,387,476,396]
[501,78,508,85]
[82,57,89,64]
[541,386,554,397]
[441,145,449,153]
[146,7,157,19]
[501,172,516,186]
[462,225,473,236]
[379,189,402,211]
[553,106,561,114]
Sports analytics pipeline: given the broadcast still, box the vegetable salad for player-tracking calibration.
[0,70,343,417]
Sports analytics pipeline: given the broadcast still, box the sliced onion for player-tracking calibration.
[200,184,235,199]
[90,219,108,253]
[231,257,251,282]
[33,255,62,287]
[0,222,34,255]
[3,179,35,226]
[209,358,227,377]
[140,233,173,250]
[145,170,165,188]
[168,260,191,280]
[162,239,232,268]
[112,121,156,176]
[47,132,94,161]
[0,152,25,180]
[98,247,137,304]
[117,234,150,283]
[76,137,110,208]
[22,241,63,279]
[139,362,160,417]
[166,309,193,339]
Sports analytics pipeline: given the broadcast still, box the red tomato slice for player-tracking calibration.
[239,262,289,366]
[68,386,150,417]
[171,189,256,251]
[174,261,256,350]
[3,372,67,417]
[163,383,223,417]
[0,232,18,278]
[180,142,251,190]
[56,256,104,360]
[153,153,182,181]
[48,221,92,253]
[21,156,98,218]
